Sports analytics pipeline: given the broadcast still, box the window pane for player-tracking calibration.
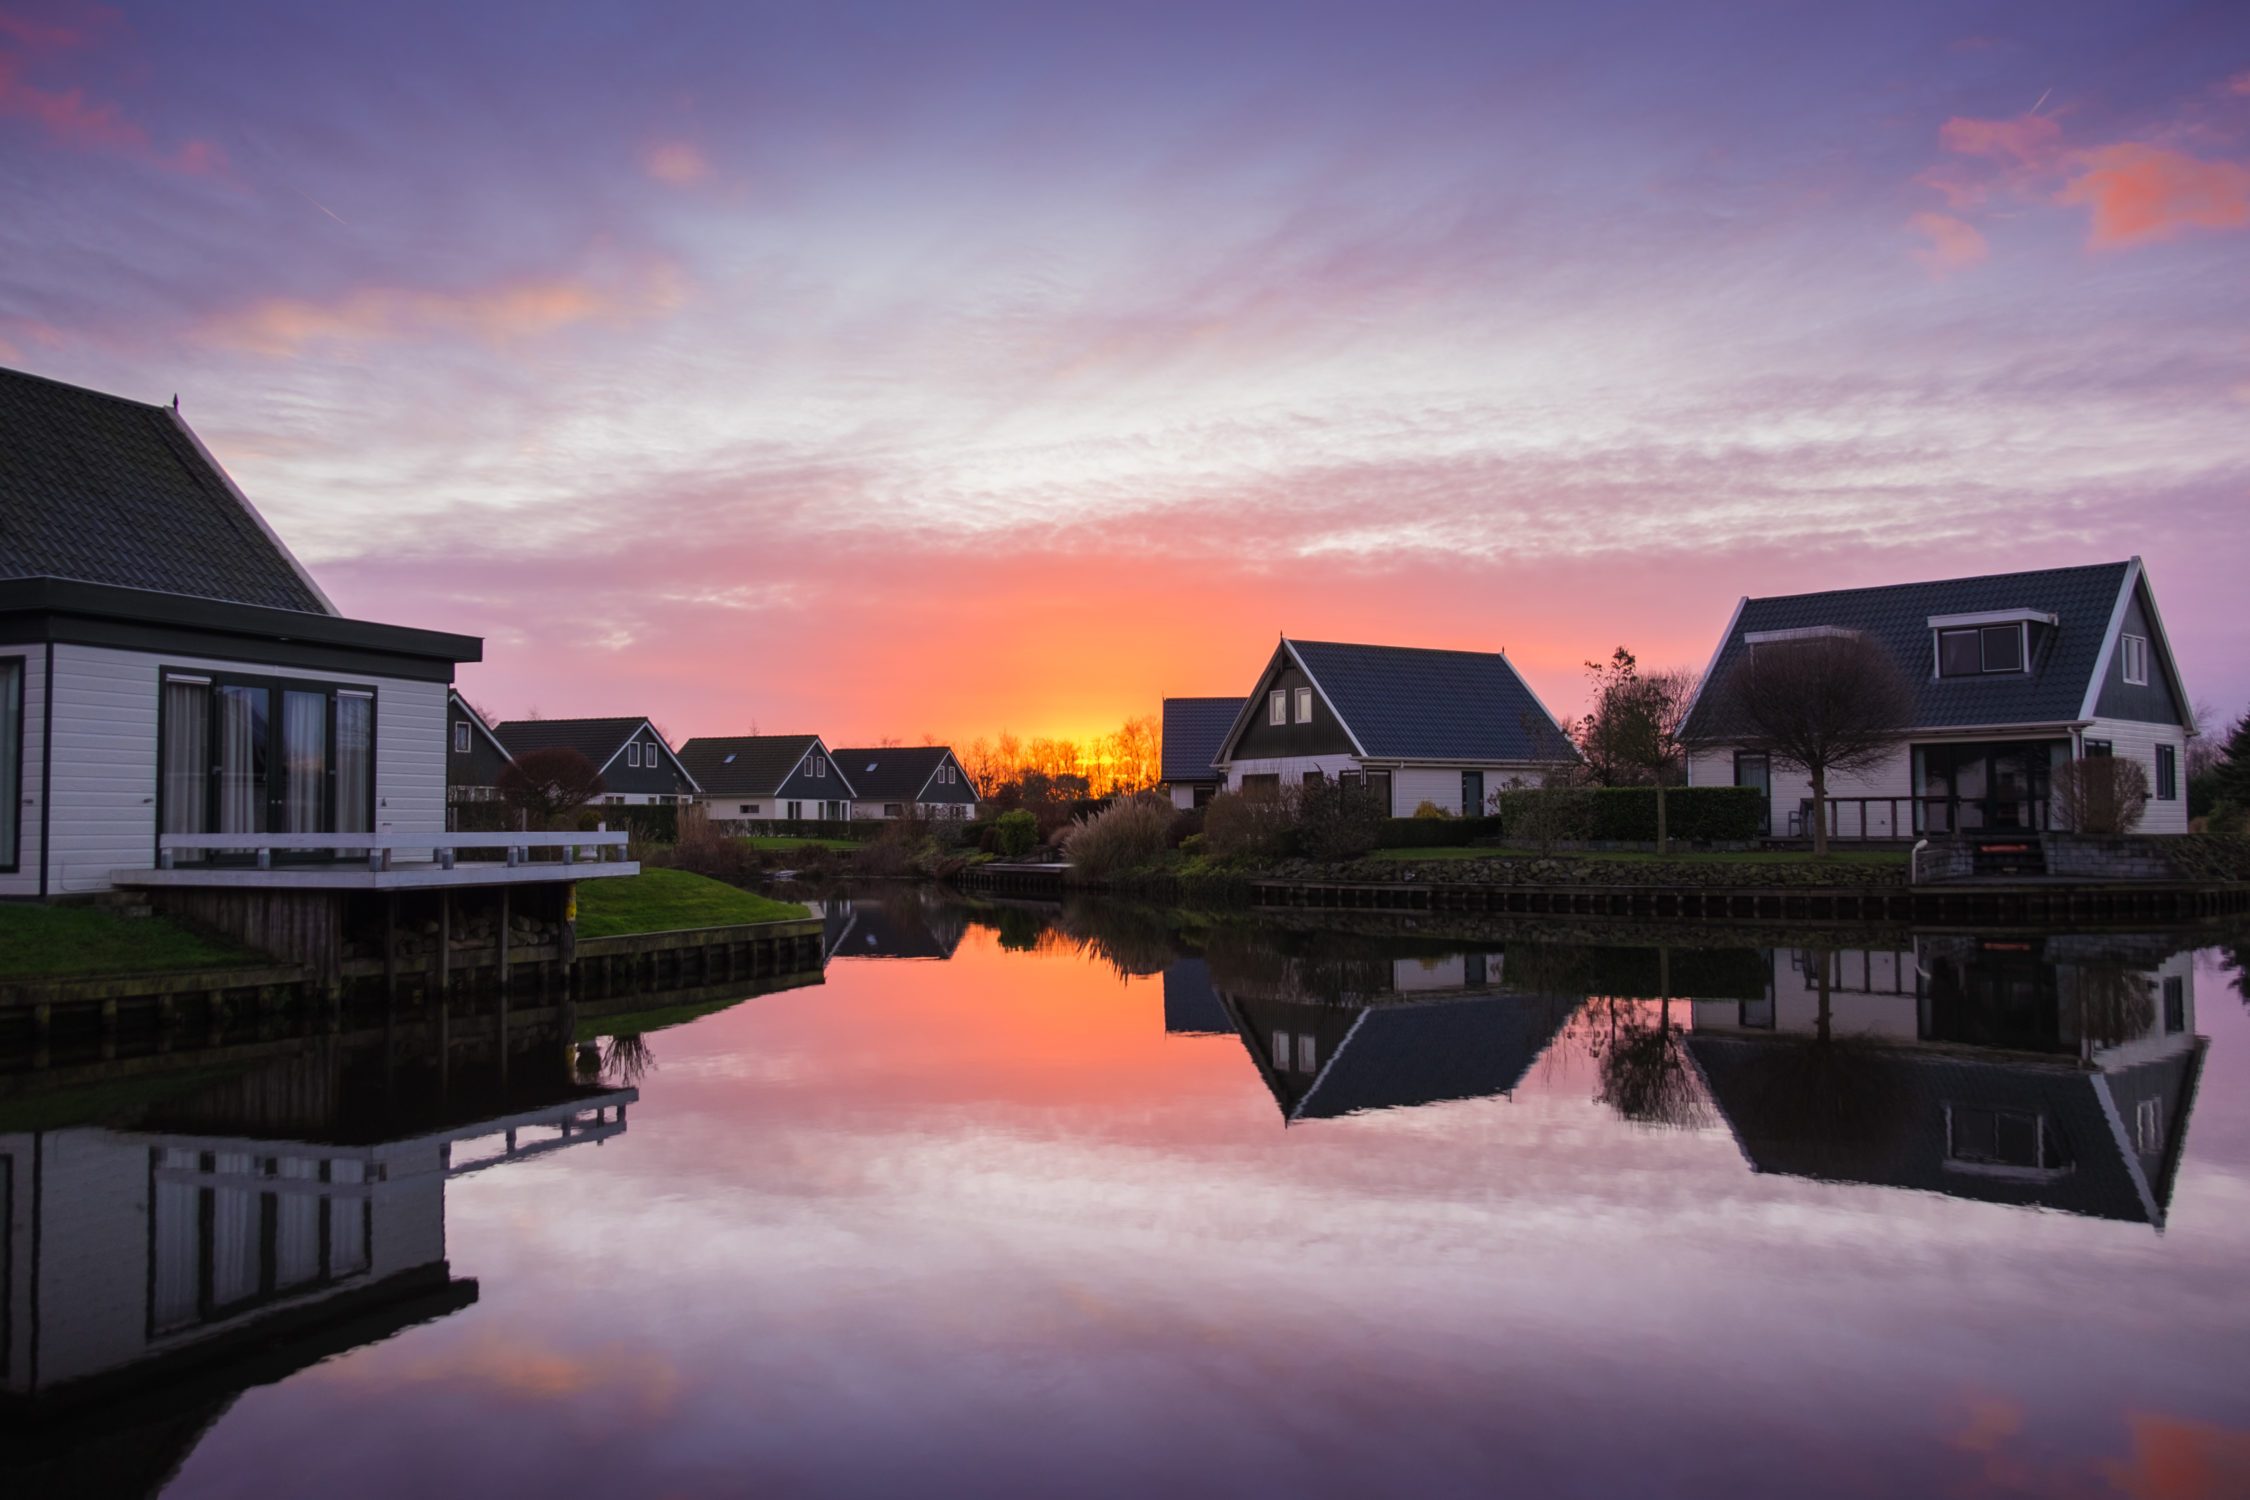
[282,691,327,833]
[0,660,20,865]
[1272,1031,1290,1070]
[215,686,269,836]
[1981,625,2022,672]
[336,696,372,834]
[161,681,211,839]
[1297,1034,1317,1073]
[1294,687,1312,723]
[1268,690,1286,725]
[1939,630,1980,676]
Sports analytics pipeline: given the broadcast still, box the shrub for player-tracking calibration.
[1503,784,1596,852]
[1059,796,1173,879]
[498,748,606,828]
[1178,832,1207,855]
[1411,800,1452,819]
[2053,756,2151,835]
[1376,815,1502,848]
[995,808,1040,857]
[1204,787,1299,859]
[1297,780,1390,861]
[1491,786,1764,844]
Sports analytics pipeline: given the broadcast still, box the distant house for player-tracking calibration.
[0,366,480,897]
[491,716,699,807]
[1678,560,2195,837]
[676,734,855,822]
[830,745,979,820]
[1160,697,1242,810]
[445,688,512,812]
[1209,638,1575,816]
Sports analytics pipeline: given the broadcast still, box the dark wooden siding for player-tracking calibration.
[447,724,508,791]
[1230,659,1356,760]
[2093,586,2184,725]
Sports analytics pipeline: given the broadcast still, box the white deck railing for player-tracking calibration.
[157,830,630,871]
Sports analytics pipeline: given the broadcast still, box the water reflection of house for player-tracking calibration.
[1686,937,2203,1227]
[0,1041,633,1491]
[820,894,968,961]
[1195,950,1579,1123]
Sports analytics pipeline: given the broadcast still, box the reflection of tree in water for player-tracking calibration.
[602,1032,657,1086]
[2072,964,2156,1047]
[1729,960,1910,1180]
[1577,996,1711,1130]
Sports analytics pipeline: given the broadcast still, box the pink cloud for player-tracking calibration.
[200,262,687,355]
[1938,112,2062,168]
[0,7,224,172]
[643,141,709,185]
[2059,143,2250,247]
[1907,211,1988,275]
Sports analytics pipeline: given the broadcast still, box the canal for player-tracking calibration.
[7,893,2247,1497]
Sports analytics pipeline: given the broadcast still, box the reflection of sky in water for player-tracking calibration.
[145,928,2250,1498]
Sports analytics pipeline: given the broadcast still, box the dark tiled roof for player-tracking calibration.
[0,365,331,613]
[822,897,967,960]
[831,746,971,800]
[1679,562,2132,740]
[492,716,647,768]
[1290,640,1568,762]
[1161,698,1242,782]
[677,734,823,795]
[1292,993,1578,1120]
[1163,959,1232,1035]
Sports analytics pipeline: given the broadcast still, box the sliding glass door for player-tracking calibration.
[160,672,377,859]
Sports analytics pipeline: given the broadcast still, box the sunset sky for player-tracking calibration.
[4,1,2246,744]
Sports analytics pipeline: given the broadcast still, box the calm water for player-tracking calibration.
[8,897,2249,1498]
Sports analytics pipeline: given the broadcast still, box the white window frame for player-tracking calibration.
[1294,686,1313,724]
[2121,634,2148,686]
[625,742,641,768]
[452,721,470,755]
[1268,690,1286,726]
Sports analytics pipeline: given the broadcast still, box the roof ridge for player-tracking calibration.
[0,363,169,412]
[1742,561,2129,607]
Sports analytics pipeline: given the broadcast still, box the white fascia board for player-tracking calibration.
[1680,596,1746,732]
[2078,559,2141,722]
[2128,557,2197,736]
[1927,608,2059,629]
[1282,638,1371,758]
[1211,640,1296,767]
[166,407,340,616]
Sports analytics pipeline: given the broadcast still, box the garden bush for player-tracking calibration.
[1493,786,1762,844]
[995,808,1040,857]
[1058,796,1173,879]
[2053,757,2150,836]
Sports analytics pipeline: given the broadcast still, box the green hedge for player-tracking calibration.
[1376,815,1506,848]
[1492,786,1763,843]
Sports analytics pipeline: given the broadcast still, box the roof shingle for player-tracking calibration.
[677,734,825,795]
[1289,640,1567,762]
[1161,698,1242,782]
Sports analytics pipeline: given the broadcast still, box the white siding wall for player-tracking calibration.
[37,644,445,895]
[2085,717,2191,835]
[1390,766,1463,817]
[0,649,49,899]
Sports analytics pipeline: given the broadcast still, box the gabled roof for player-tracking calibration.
[0,365,334,613]
[830,745,974,800]
[447,689,513,761]
[1679,560,2159,739]
[676,734,851,796]
[1220,638,1573,764]
[1161,697,1242,782]
[492,716,694,786]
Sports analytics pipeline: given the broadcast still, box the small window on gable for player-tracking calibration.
[2121,634,2149,686]
[1294,687,1312,723]
[453,722,470,755]
[1268,689,1286,726]
[1272,1031,1291,1070]
[626,742,641,768]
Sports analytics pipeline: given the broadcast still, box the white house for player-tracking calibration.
[676,733,855,823]
[829,745,980,820]
[1678,560,2195,838]
[489,715,699,807]
[1209,637,1577,816]
[0,366,487,898]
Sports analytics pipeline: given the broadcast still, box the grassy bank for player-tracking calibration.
[575,869,813,938]
[0,903,264,978]
[1363,846,1908,867]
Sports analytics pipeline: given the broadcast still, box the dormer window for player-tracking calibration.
[2121,634,2148,686]
[1928,609,2052,678]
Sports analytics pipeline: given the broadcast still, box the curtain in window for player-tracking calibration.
[282,690,327,832]
[336,694,372,833]
[160,681,210,839]
[215,686,268,836]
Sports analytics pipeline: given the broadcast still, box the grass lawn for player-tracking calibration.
[744,836,864,851]
[0,902,266,978]
[1366,846,1908,865]
[575,869,812,937]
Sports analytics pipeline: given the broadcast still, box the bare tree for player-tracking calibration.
[1715,631,1914,856]
[2052,755,2150,835]
[1577,648,1699,852]
[497,747,606,830]
[2186,699,2223,782]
